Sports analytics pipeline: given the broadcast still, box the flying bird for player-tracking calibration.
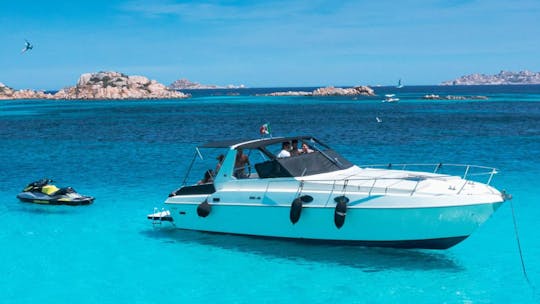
[21,40,33,54]
[376,116,382,123]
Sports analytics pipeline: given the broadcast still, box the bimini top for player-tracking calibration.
[201,136,353,178]
[200,136,322,150]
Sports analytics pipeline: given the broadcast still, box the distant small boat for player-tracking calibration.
[396,79,404,88]
[383,94,399,103]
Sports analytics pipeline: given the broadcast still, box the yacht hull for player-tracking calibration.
[157,136,506,250]
[165,200,502,249]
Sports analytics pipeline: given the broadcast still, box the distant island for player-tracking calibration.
[0,71,189,100]
[441,70,540,85]
[261,86,375,97]
[422,94,488,100]
[57,71,189,99]
[0,82,51,100]
[170,78,246,90]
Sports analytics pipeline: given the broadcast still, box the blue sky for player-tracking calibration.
[1,0,539,90]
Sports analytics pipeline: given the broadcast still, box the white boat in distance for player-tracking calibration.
[151,136,508,249]
[383,94,399,103]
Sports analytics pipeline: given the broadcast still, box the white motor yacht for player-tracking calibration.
[150,136,508,249]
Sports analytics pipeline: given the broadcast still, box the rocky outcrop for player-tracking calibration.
[55,71,189,99]
[170,78,245,90]
[264,91,312,96]
[0,82,53,100]
[261,86,375,97]
[0,82,16,99]
[422,94,441,100]
[170,79,218,89]
[312,86,375,96]
[442,70,540,85]
[422,94,488,100]
[1,72,190,100]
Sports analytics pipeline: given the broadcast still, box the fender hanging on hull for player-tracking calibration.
[334,196,349,229]
[197,200,212,217]
[289,195,313,224]
[289,198,303,224]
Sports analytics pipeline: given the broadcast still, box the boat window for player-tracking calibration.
[179,137,354,183]
[262,142,288,157]
[180,147,230,186]
[254,159,293,178]
[258,139,317,158]
[232,148,261,179]
[254,149,353,178]
[278,150,352,176]
[172,183,216,195]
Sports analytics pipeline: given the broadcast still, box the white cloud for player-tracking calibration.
[119,0,326,21]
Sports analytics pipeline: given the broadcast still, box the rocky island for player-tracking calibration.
[170,78,245,90]
[0,82,53,100]
[441,70,540,85]
[1,71,189,100]
[262,86,375,97]
[422,94,488,100]
[56,71,189,99]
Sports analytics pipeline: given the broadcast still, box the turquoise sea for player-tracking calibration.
[1,85,539,303]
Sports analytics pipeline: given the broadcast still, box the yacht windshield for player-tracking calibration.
[183,136,354,185]
[249,137,354,178]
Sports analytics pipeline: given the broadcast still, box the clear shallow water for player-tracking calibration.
[1,86,540,303]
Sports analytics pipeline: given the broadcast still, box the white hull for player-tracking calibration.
[166,201,501,249]
[157,136,507,249]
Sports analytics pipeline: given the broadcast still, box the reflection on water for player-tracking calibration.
[11,203,83,215]
[141,227,463,272]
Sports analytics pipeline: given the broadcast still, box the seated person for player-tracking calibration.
[290,139,301,156]
[198,169,214,185]
[277,141,291,158]
[215,154,225,174]
[234,148,251,178]
[301,143,314,154]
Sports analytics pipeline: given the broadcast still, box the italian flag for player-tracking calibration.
[260,123,271,136]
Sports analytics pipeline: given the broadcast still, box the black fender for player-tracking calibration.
[197,200,212,217]
[290,197,303,224]
[299,195,313,203]
[334,196,349,229]
[289,195,314,224]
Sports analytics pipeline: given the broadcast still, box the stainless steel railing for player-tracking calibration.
[360,163,498,185]
[260,163,499,203]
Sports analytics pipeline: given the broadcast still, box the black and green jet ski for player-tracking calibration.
[17,178,94,206]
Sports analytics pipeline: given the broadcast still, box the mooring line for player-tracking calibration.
[508,198,540,303]
[509,199,530,284]
[510,200,531,285]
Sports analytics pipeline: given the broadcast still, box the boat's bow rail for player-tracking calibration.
[266,163,502,204]
[360,163,498,185]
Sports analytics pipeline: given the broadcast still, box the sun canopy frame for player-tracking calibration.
[199,136,329,150]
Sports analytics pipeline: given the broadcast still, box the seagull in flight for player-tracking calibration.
[21,40,33,54]
[376,116,382,123]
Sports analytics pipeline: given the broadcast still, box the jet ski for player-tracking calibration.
[16,178,95,206]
